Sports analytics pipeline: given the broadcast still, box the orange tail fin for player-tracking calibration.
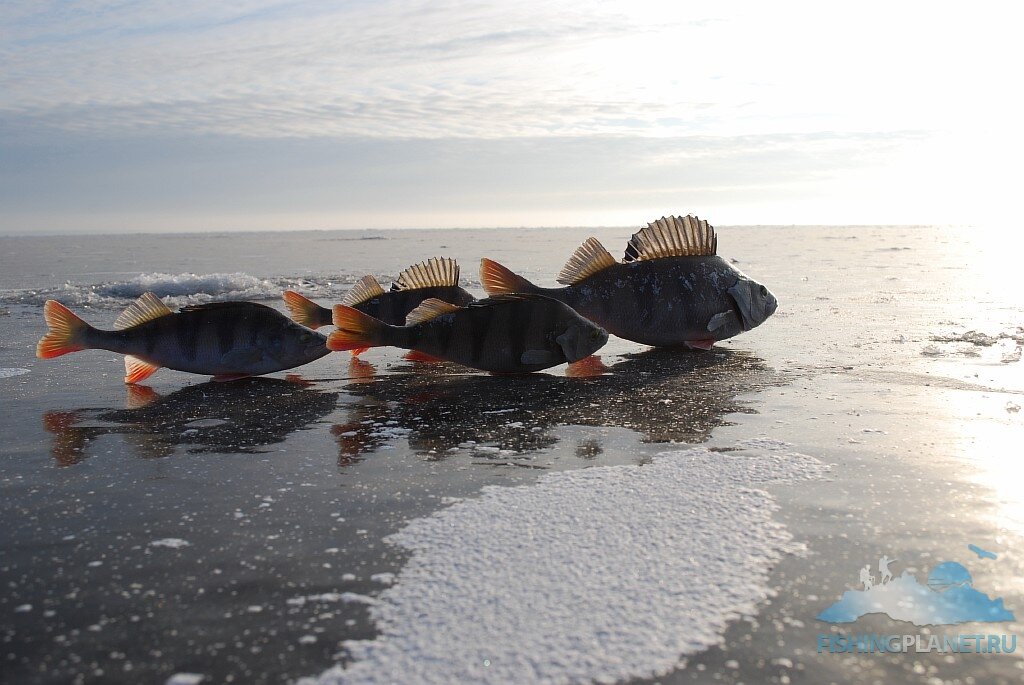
[479,258,537,296]
[328,305,389,352]
[283,290,329,329]
[37,300,92,359]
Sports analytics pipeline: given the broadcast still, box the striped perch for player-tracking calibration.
[36,293,329,384]
[480,214,779,350]
[327,293,609,374]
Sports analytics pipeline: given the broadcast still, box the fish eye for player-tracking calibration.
[299,333,311,343]
[590,329,602,340]
[759,285,768,297]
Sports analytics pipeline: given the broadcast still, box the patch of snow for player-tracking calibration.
[149,538,191,549]
[299,446,825,685]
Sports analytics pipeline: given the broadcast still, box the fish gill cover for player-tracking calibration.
[299,442,827,685]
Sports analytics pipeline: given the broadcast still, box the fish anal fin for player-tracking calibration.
[341,275,386,306]
[557,238,617,285]
[124,355,161,384]
[684,339,715,351]
[623,215,717,262]
[405,298,461,326]
[114,292,173,330]
[393,257,460,290]
[403,350,444,363]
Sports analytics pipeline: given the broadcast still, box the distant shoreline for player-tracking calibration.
[0,224,947,239]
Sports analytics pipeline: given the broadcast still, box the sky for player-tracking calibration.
[1,1,1022,234]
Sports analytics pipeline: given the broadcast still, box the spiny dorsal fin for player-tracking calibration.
[393,257,460,291]
[556,238,616,285]
[623,215,717,262]
[341,275,386,306]
[114,292,173,330]
[405,298,461,326]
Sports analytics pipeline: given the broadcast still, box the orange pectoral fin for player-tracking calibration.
[124,356,161,384]
[683,339,715,351]
[565,354,610,378]
[349,346,371,356]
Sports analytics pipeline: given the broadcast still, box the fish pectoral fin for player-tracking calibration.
[707,311,735,331]
[219,349,264,368]
[212,373,253,382]
[124,355,161,384]
[684,339,715,351]
[521,349,560,365]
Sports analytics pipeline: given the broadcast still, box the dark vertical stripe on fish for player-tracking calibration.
[216,313,236,354]
[176,310,200,361]
[143,322,158,356]
[470,307,490,365]
[508,301,527,365]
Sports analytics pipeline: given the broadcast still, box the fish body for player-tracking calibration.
[284,257,475,329]
[328,294,608,373]
[481,215,777,348]
[37,294,329,383]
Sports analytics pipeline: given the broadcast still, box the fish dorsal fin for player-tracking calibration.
[623,215,717,262]
[557,238,617,285]
[114,292,173,330]
[341,275,386,306]
[405,298,462,326]
[392,257,460,291]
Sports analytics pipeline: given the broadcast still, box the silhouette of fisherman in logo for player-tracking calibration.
[878,555,896,584]
[859,565,874,590]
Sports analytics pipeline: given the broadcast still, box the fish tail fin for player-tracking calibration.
[479,258,537,296]
[328,305,390,352]
[283,290,328,329]
[37,300,93,359]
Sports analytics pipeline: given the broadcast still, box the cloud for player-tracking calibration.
[2,1,1019,229]
[7,1,1007,142]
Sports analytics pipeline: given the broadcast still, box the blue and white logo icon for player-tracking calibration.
[818,545,1015,626]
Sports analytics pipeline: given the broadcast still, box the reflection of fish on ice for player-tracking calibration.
[42,376,338,463]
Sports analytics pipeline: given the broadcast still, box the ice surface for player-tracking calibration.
[301,446,826,685]
[1,271,359,309]
[149,538,191,549]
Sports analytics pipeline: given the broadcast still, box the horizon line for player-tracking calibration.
[0,223,958,239]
